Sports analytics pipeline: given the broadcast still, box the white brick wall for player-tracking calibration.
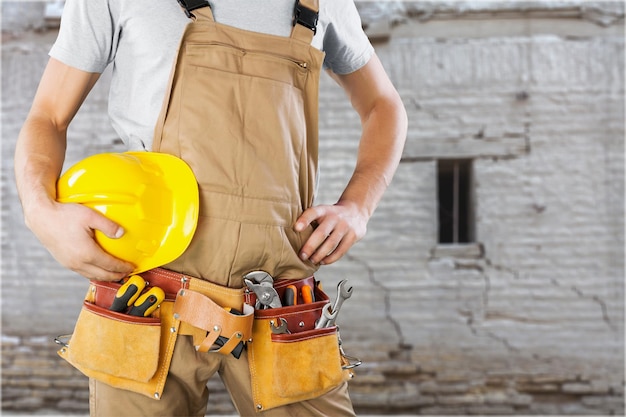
[315,3,624,413]
[1,1,623,414]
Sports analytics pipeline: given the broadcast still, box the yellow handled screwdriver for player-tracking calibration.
[110,275,146,312]
[128,287,166,317]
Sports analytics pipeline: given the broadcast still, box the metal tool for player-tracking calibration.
[244,270,282,309]
[315,303,338,329]
[338,329,362,370]
[244,270,273,285]
[270,318,290,334]
[326,279,353,327]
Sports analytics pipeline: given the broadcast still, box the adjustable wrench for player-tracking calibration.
[326,279,353,327]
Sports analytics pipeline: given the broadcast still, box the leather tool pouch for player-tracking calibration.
[247,277,352,412]
[56,268,248,400]
[172,285,254,355]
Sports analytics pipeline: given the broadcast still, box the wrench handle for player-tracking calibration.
[315,303,336,329]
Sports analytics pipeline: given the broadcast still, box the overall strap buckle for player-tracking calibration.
[177,0,210,18]
[293,0,318,34]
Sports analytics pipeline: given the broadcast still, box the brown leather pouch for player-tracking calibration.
[57,269,189,400]
[173,287,254,355]
[247,277,351,412]
[57,268,254,399]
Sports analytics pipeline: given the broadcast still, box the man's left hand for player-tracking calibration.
[294,202,367,265]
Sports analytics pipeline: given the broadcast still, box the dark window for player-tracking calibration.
[437,159,474,244]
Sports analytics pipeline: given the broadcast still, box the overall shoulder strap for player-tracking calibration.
[291,0,319,44]
[177,0,214,21]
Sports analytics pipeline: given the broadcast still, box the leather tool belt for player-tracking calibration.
[56,267,357,408]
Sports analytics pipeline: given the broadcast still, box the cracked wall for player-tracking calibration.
[313,2,625,414]
[2,1,625,415]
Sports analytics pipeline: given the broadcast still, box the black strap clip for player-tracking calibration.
[177,0,210,18]
[293,1,318,34]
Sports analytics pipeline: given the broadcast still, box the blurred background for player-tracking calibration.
[1,1,624,415]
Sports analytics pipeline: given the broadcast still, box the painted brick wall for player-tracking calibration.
[2,1,624,415]
[316,2,625,414]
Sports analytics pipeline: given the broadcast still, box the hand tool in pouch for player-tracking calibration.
[283,285,298,306]
[283,284,315,306]
[270,318,290,334]
[128,287,166,317]
[315,279,353,328]
[244,270,282,309]
[301,284,315,304]
[110,275,146,312]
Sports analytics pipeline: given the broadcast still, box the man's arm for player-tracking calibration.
[14,58,134,281]
[295,54,408,265]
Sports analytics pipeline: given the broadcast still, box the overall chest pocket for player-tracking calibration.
[185,42,309,90]
[177,42,309,206]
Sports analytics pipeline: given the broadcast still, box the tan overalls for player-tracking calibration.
[90,1,356,415]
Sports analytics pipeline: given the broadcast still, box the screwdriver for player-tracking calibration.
[283,285,298,306]
[301,284,315,304]
[128,287,166,317]
[110,275,146,312]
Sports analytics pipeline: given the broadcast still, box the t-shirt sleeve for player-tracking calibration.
[322,0,374,75]
[48,0,119,73]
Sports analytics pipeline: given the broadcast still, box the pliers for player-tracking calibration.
[244,270,282,309]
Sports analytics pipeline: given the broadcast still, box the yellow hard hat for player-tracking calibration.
[56,151,199,273]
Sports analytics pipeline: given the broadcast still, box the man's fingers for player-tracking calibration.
[299,218,337,261]
[65,239,134,281]
[86,209,125,239]
[320,237,354,266]
[295,206,326,232]
[312,223,357,265]
[76,210,134,279]
[308,224,346,264]
[74,263,130,282]
[295,203,367,264]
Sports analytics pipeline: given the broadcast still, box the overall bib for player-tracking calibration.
[90,2,356,416]
[153,1,323,288]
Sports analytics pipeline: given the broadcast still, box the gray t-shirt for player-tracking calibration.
[50,0,374,151]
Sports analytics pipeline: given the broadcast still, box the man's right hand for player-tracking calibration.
[25,199,134,281]
[15,58,134,281]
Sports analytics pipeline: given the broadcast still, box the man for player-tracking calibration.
[14,0,407,415]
